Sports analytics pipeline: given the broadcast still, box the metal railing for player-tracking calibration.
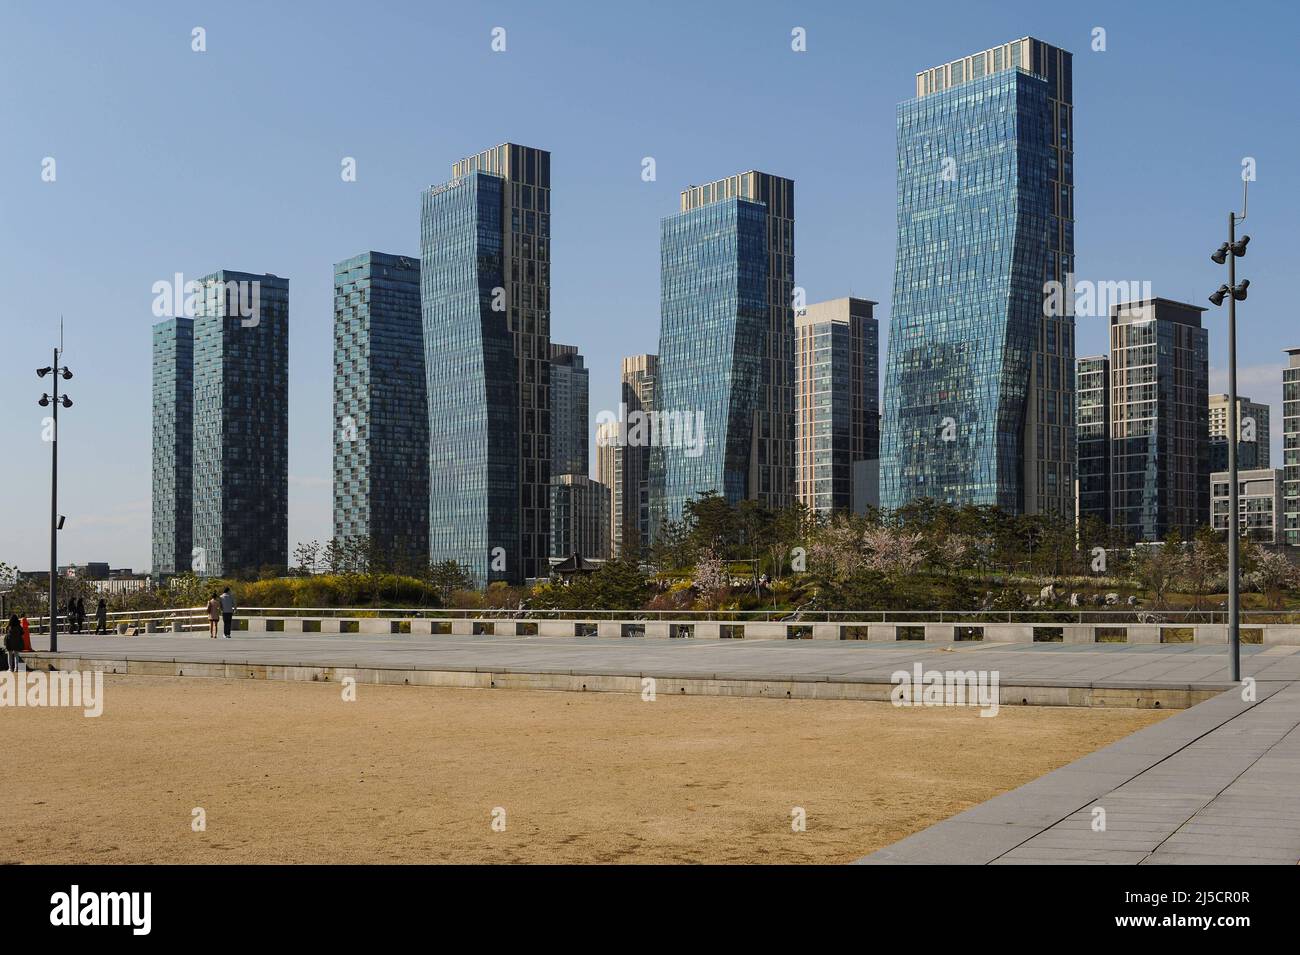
[28,607,209,634]
[28,606,1295,627]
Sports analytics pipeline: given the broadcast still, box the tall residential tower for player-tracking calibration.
[1075,355,1110,527]
[190,271,290,576]
[794,297,879,515]
[151,316,193,576]
[1284,347,1300,547]
[1108,299,1208,542]
[332,252,428,567]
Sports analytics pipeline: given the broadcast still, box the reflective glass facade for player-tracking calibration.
[882,37,1074,516]
[191,271,289,576]
[333,252,428,566]
[652,195,769,529]
[1284,348,1300,547]
[1075,355,1110,525]
[549,474,611,560]
[421,171,520,585]
[151,317,193,575]
[1108,299,1208,542]
[550,343,588,479]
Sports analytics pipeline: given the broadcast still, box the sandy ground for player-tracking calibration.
[0,674,1168,864]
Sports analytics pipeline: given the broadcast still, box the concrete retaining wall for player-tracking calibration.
[21,653,1225,710]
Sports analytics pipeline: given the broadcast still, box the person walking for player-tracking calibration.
[20,616,32,653]
[96,598,107,635]
[66,598,77,634]
[5,614,22,672]
[219,586,236,638]
[75,597,87,635]
[206,593,220,639]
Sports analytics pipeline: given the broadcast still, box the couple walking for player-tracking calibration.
[205,587,237,638]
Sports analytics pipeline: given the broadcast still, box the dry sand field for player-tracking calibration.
[1,674,1169,864]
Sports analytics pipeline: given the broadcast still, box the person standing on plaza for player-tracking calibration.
[206,593,220,639]
[219,586,236,638]
[5,614,22,672]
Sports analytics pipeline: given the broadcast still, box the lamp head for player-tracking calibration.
[1209,285,1230,307]
[37,394,50,407]
[60,368,73,380]
[1232,279,1250,301]
[60,395,73,408]
[37,366,52,378]
[1211,243,1229,265]
[1231,235,1250,257]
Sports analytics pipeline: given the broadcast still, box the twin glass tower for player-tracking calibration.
[881,37,1075,516]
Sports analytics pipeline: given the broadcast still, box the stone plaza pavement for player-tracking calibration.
[30,633,1300,865]
[861,679,1300,864]
[29,630,1300,688]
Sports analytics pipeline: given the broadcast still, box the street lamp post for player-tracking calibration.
[37,348,73,653]
[1209,202,1250,683]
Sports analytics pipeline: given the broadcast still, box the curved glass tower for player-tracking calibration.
[422,144,552,585]
[652,170,793,532]
[421,171,518,584]
[653,193,769,528]
[881,37,1074,516]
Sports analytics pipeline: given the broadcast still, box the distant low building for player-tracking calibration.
[550,474,611,562]
[1212,468,1284,544]
[1208,393,1270,472]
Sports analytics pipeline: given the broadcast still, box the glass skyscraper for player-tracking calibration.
[1108,299,1208,542]
[151,316,193,576]
[1284,347,1300,547]
[1075,355,1110,527]
[653,171,793,530]
[191,270,289,576]
[422,143,551,584]
[549,343,588,478]
[333,251,428,568]
[794,297,879,515]
[881,37,1074,516]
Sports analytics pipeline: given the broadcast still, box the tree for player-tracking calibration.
[648,517,693,574]
[736,499,775,590]
[1248,550,1295,610]
[768,501,816,580]
[292,540,321,577]
[1129,532,1186,609]
[427,560,475,606]
[808,514,863,585]
[861,525,925,578]
[684,491,736,558]
[692,549,730,609]
[1181,526,1225,611]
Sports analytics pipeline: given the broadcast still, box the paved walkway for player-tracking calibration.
[28,632,1300,688]
[861,680,1300,864]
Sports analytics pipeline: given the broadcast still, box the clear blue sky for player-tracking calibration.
[2,0,1296,572]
